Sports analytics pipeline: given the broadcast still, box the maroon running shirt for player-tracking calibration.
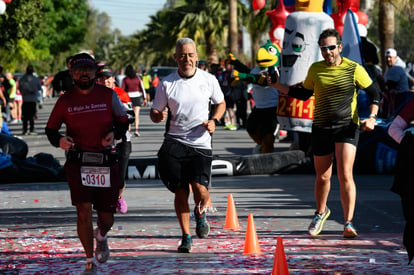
[46,85,128,152]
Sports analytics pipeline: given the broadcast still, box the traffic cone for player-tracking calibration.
[224,194,240,231]
[271,236,289,275]
[243,213,262,255]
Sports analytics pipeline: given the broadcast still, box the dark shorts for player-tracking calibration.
[115,141,131,189]
[130,95,144,107]
[246,107,278,139]
[225,95,234,109]
[64,161,120,212]
[149,87,156,101]
[157,138,212,193]
[311,123,359,156]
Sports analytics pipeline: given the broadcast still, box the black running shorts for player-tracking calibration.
[157,138,212,193]
[246,107,278,139]
[311,123,359,156]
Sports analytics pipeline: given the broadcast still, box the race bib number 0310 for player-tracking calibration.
[81,166,111,188]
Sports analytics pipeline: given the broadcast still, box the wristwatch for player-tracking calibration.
[213,118,220,124]
[369,114,377,119]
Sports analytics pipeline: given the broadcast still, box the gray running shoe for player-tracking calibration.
[177,234,192,253]
[308,207,331,236]
[94,228,110,263]
[80,261,97,275]
[343,221,358,238]
[194,207,210,238]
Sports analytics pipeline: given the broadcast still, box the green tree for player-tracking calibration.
[0,0,90,74]
[86,10,118,63]
[369,0,414,70]
[175,0,228,64]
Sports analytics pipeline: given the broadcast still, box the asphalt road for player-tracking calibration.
[1,97,412,274]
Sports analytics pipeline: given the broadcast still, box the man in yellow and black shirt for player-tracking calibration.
[272,28,381,239]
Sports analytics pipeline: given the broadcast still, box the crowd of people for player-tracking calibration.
[1,28,414,274]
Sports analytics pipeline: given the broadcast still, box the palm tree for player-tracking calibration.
[378,0,414,70]
[229,0,238,56]
[243,0,275,66]
[379,0,394,71]
[175,0,229,64]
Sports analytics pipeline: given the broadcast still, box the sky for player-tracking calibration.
[90,0,167,36]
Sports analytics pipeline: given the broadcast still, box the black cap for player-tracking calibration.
[97,65,114,78]
[70,53,96,69]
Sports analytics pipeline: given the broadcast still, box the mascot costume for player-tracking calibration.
[227,40,282,153]
[228,40,281,86]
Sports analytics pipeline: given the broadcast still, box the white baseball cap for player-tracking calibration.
[385,48,397,57]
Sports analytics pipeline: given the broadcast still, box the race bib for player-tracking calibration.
[277,94,314,132]
[277,95,315,119]
[81,166,111,188]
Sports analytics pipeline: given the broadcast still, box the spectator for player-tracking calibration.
[52,55,74,96]
[0,82,7,133]
[232,80,248,129]
[122,65,147,137]
[151,72,159,96]
[0,66,11,123]
[221,61,237,130]
[18,65,42,135]
[141,70,152,104]
[5,72,17,122]
[246,72,279,154]
[198,60,208,71]
[382,48,414,118]
[13,78,22,123]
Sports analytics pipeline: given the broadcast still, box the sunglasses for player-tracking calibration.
[320,45,339,52]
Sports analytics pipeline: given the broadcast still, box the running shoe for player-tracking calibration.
[117,196,128,214]
[177,234,192,253]
[94,228,110,263]
[228,124,237,131]
[224,124,237,131]
[80,261,97,275]
[343,221,358,238]
[194,207,210,238]
[134,131,140,137]
[308,207,331,236]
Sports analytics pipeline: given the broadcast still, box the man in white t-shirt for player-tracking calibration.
[150,37,226,253]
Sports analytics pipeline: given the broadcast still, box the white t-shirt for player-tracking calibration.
[250,66,279,109]
[152,69,224,149]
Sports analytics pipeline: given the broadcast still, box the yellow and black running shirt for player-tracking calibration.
[303,57,373,129]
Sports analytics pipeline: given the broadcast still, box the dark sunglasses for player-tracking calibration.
[320,45,338,52]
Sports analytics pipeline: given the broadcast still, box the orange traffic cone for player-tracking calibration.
[224,194,240,231]
[271,237,289,275]
[243,213,262,255]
